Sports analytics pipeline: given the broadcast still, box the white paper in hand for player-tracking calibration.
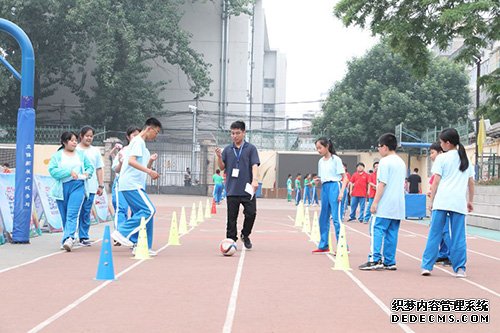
[245,182,255,199]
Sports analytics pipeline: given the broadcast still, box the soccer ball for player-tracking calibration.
[219,238,237,256]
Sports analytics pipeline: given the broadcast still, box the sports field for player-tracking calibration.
[1,195,498,333]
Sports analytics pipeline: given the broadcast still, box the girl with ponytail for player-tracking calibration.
[421,128,475,278]
[312,137,348,253]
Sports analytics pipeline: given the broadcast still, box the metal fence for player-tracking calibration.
[143,139,209,195]
[213,129,315,151]
[0,125,106,145]
[421,120,471,146]
[478,153,499,180]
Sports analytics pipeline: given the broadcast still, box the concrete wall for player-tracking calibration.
[468,185,500,231]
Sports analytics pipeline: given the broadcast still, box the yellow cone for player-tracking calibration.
[328,228,335,255]
[294,202,303,227]
[179,207,188,234]
[134,217,151,260]
[333,223,351,270]
[310,211,321,243]
[189,202,197,227]
[302,207,311,234]
[197,201,204,223]
[205,198,211,219]
[168,211,181,246]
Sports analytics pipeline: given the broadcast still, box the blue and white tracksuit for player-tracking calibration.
[367,154,406,265]
[117,136,156,249]
[48,149,94,244]
[76,145,104,240]
[422,211,463,270]
[421,150,474,273]
[317,155,345,250]
[119,189,155,248]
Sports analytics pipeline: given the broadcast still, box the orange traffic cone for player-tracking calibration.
[211,199,217,214]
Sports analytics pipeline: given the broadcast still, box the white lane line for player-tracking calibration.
[0,239,102,274]
[222,248,247,333]
[403,219,500,243]
[287,215,414,333]
[399,227,500,261]
[346,225,500,298]
[28,226,195,333]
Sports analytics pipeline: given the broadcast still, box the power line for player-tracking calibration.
[162,99,325,105]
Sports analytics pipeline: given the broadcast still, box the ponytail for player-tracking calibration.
[439,128,469,172]
[315,137,337,156]
[457,143,469,172]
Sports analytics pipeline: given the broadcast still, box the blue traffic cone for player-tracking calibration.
[95,226,115,280]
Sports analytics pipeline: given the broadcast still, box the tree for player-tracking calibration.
[334,0,500,110]
[312,43,469,149]
[0,0,213,130]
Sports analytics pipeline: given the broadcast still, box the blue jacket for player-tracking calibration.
[48,149,94,200]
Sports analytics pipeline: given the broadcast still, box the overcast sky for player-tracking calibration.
[261,0,378,117]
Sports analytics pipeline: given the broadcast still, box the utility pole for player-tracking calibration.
[474,57,481,181]
[189,104,198,177]
[248,2,255,133]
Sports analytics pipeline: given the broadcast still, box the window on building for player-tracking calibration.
[264,78,275,88]
[263,104,275,113]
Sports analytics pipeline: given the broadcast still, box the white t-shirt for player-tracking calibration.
[111,145,131,177]
[118,136,150,191]
[432,150,474,215]
[318,155,344,182]
[376,154,406,220]
[76,145,103,193]
[60,152,82,183]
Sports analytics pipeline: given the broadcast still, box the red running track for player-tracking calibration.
[1,195,498,333]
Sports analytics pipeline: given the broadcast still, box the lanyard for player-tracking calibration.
[232,142,245,167]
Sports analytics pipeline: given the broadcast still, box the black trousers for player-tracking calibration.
[226,195,257,241]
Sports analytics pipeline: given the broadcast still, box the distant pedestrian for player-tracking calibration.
[303,173,312,206]
[311,173,319,206]
[184,167,192,186]
[213,169,224,204]
[294,173,302,206]
[286,174,293,202]
[407,168,422,194]
[348,162,369,222]
[364,161,379,226]
[340,163,350,220]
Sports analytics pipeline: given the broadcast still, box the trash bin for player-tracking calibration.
[405,194,426,219]
[256,182,263,198]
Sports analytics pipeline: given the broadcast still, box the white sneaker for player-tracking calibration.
[456,268,467,278]
[421,269,431,276]
[111,230,133,247]
[63,238,74,252]
[132,246,157,257]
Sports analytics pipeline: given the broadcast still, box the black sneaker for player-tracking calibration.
[442,259,452,266]
[383,264,397,271]
[79,239,92,247]
[241,233,252,250]
[359,260,383,271]
[347,218,356,222]
[436,257,447,263]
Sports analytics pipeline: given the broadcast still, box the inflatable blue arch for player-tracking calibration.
[0,18,36,243]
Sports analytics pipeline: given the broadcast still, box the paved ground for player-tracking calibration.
[1,195,499,333]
